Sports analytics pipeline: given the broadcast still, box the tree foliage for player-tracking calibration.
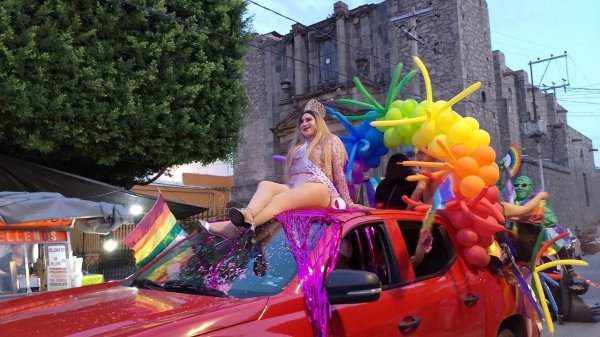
[0,0,249,188]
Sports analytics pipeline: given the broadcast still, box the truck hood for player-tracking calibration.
[0,282,268,336]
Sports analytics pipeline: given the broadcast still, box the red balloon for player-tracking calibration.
[457,228,478,247]
[478,234,494,248]
[464,245,490,268]
[443,209,473,229]
[485,186,500,203]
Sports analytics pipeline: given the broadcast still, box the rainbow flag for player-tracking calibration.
[123,193,187,267]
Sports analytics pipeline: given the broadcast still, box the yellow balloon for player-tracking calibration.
[532,272,554,336]
[448,121,472,146]
[535,259,589,272]
[420,121,437,141]
[429,100,448,119]
[436,110,458,134]
[463,117,480,131]
[412,129,428,148]
[375,116,388,132]
[428,134,449,157]
[469,129,491,147]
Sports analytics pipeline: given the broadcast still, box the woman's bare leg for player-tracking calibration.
[245,181,290,221]
[252,183,330,226]
[209,181,289,238]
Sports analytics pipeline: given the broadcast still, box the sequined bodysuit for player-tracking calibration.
[287,135,353,207]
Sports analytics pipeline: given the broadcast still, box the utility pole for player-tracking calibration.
[524,52,569,191]
[390,6,432,97]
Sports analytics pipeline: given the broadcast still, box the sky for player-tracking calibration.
[245,0,600,166]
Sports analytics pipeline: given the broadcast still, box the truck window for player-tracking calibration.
[397,221,455,280]
[335,223,396,286]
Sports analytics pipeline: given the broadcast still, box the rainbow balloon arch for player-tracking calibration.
[273,57,590,336]
[328,56,502,268]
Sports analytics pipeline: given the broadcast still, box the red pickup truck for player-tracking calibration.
[0,210,540,337]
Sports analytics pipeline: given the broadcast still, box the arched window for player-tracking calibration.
[319,40,336,84]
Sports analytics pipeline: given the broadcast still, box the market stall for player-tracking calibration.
[0,192,133,299]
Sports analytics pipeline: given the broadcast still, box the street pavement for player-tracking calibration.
[540,252,600,337]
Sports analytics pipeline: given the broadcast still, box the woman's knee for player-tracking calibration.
[269,193,293,211]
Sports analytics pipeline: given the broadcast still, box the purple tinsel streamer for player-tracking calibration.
[276,209,346,337]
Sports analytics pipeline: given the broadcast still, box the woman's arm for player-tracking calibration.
[330,136,354,206]
[407,180,426,209]
[502,191,549,218]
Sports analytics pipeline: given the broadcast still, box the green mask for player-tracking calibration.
[514,175,533,202]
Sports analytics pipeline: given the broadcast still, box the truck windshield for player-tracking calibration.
[132,221,321,299]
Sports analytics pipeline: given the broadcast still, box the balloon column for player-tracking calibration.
[330,56,505,268]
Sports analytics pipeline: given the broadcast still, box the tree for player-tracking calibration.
[0,0,249,188]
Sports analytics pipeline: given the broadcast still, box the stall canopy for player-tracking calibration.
[0,154,206,220]
[0,192,134,234]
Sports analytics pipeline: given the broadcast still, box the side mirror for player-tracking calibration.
[326,269,382,305]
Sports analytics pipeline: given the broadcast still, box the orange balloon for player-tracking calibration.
[451,144,472,159]
[471,146,496,166]
[478,163,500,185]
[459,175,486,198]
[454,157,479,178]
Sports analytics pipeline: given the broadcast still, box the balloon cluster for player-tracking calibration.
[325,107,388,184]
[371,57,490,157]
[332,57,506,268]
[336,63,427,150]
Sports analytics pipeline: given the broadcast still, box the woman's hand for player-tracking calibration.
[348,202,373,210]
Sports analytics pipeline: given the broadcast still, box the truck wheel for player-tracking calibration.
[497,329,516,337]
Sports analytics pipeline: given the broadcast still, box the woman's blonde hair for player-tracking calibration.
[287,100,341,178]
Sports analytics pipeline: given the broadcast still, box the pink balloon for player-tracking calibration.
[464,245,490,268]
[457,228,478,247]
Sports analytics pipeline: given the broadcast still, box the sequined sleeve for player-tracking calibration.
[330,136,353,206]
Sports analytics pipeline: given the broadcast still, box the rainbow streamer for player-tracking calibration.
[123,193,188,267]
[504,144,522,177]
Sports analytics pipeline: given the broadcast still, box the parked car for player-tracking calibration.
[565,228,583,259]
[0,210,540,337]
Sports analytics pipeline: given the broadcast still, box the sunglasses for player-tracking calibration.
[517,183,529,188]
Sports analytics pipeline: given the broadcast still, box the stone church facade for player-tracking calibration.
[234,0,600,227]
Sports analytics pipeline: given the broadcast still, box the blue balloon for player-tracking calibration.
[364,110,379,121]
[366,156,381,169]
[355,122,372,137]
[357,146,373,159]
[364,128,384,147]
[374,146,389,156]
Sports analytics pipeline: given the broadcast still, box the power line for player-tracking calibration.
[492,31,565,53]
[248,0,389,66]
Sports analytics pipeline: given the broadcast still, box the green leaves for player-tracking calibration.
[0,0,249,188]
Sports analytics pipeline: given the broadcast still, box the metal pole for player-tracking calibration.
[537,139,545,190]
[529,61,538,120]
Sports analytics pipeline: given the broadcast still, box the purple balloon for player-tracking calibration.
[355,158,368,172]
[351,162,365,183]
[348,183,357,200]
